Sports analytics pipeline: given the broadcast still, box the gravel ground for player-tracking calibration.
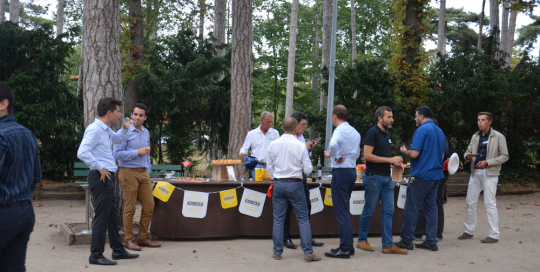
[25,193,540,272]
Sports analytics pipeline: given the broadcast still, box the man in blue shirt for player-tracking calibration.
[113,103,160,251]
[0,81,41,271]
[397,106,445,252]
[323,105,361,259]
[77,97,139,265]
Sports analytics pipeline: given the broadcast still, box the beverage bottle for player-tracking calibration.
[317,157,323,180]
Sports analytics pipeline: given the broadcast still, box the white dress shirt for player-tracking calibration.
[77,118,128,172]
[327,122,361,168]
[295,133,312,157]
[267,134,313,180]
[239,126,280,163]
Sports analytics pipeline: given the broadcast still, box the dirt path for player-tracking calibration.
[26,193,540,271]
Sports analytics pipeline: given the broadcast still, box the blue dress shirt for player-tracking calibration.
[327,122,361,168]
[77,118,128,172]
[113,125,151,173]
[0,115,41,205]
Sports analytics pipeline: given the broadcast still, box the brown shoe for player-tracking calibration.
[480,237,498,243]
[356,241,374,252]
[273,254,281,260]
[458,232,474,240]
[382,245,408,254]
[124,240,142,251]
[304,253,322,262]
[136,238,161,248]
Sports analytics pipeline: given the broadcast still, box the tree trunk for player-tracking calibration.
[1,0,6,22]
[501,1,509,57]
[506,1,518,67]
[228,0,252,179]
[320,0,332,111]
[57,0,65,36]
[310,14,320,141]
[9,0,19,23]
[400,0,424,72]
[284,0,300,118]
[478,0,486,50]
[350,0,357,64]
[214,0,226,57]
[124,0,144,115]
[199,0,205,42]
[437,0,446,61]
[489,0,500,45]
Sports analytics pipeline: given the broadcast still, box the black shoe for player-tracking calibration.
[415,242,438,251]
[324,249,350,259]
[395,241,414,250]
[331,247,355,256]
[312,239,324,247]
[112,250,140,260]
[284,239,297,249]
[89,257,117,265]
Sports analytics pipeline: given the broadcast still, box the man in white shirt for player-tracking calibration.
[77,97,139,266]
[323,105,361,259]
[240,111,280,177]
[267,117,321,262]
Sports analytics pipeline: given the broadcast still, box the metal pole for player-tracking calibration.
[324,0,339,168]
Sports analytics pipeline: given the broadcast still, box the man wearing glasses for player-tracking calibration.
[282,112,324,250]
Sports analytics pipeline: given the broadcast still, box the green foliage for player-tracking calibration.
[139,29,230,164]
[0,22,83,181]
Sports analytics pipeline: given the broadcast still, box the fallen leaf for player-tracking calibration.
[523,213,532,216]
[228,247,230,249]
[487,259,491,262]
[506,207,512,209]
[70,206,73,208]
[49,224,53,227]
[34,203,43,207]
[456,245,460,247]
[516,228,520,231]
[193,250,196,253]
[469,262,474,264]
[52,246,55,249]
[503,227,510,229]
[520,203,526,205]
[169,263,173,265]
[456,213,461,215]
[519,241,523,244]
[71,201,73,203]
[194,256,197,258]
[55,225,58,228]
[36,243,39,245]
[534,204,540,206]
[85,265,88,268]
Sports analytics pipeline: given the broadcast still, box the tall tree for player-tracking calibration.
[501,1,510,55]
[350,0,357,63]
[515,14,540,58]
[199,0,206,41]
[311,6,320,141]
[0,0,5,22]
[10,0,19,23]
[57,0,65,36]
[505,1,518,66]
[478,0,486,50]
[437,0,446,60]
[320,0,331,110]
[489,0,500,45]
[124,0,144,115]
[214,0,227,57]
[228,0,253,178]
[284,0,300,118]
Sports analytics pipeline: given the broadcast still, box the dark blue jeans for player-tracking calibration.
[88,170,125,258]
[400,178,440,245]
[0,201,35,272]
[272,180,313,255]
[331,169,356,251]
[283,174,310,240]
[358,174,395,248]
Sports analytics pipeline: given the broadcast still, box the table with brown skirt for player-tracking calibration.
[149,179,405,239]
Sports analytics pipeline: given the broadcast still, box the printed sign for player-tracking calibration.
[309,188,324,215]
[182,190,209,218]
[152,182,175,202]
[349,191,366,215]
[239,188,267,218]
[219,189,238,209]
[397,185,407,209]
[324,188,333,206]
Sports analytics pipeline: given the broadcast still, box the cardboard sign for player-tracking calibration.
[349,191,366,215]
[219,189,238,209]
[182,190,209,218]
[397,185,407,209]
[239,188,267,218]
[324,188,333,206]
[153,182,175,202]
[309,188,324,215]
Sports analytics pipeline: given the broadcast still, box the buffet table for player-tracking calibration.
[149,179,405,239]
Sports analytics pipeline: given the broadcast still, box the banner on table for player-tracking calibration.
[153,182,175,202]
[182,190,209,218]
[309,188,324,215]
[219,189,238,209]
[324,188,333,206]
[349,191,365,215]
[397,185,407,209]
[239,188,267,218]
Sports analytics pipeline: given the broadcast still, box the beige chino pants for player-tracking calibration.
[119,168,155,242]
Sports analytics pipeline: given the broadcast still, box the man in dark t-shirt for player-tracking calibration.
[356,106,407,254]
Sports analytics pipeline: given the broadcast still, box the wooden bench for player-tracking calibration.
[74,162,182,179]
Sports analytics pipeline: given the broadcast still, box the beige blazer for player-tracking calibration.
[463,128,509,176]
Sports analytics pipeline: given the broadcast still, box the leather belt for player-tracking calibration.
[121,167,147,172]
[0,200,32,208]
[277,178,302,182]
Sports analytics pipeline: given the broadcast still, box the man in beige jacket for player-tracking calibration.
[458,112,509,243]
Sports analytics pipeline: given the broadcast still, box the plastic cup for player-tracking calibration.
[123,118,131,128]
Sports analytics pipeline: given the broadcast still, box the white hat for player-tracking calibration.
[448,153,460,175]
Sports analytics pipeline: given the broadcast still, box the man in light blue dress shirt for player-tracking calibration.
[113,103,161,251]
[77,97,139,266]
[323,105,361,259]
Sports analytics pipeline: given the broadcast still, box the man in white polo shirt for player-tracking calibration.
[240,111,280,177]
